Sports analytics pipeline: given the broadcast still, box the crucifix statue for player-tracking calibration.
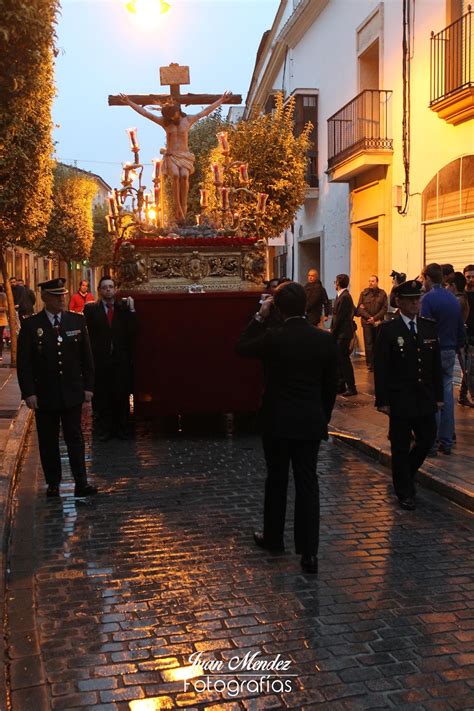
[109,63,241,224]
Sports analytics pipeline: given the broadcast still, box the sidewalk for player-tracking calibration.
[0,352,33,709]
[330,357,474,511]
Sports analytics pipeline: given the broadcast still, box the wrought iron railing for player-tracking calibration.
[430,7,473,104]
[327,90,393,169]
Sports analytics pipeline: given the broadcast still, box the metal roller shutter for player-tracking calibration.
[424,218,474,270]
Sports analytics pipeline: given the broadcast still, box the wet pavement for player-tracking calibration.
[6,412,474,710]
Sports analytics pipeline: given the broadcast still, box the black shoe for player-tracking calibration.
[74,484,98,497]
[46,485,60,498]
[300,555,318,574]
[253,531,284,554]
[438,443,452,455]
[398,497,416,511]
[343,388,358,397]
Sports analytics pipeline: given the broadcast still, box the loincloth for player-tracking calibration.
[160,149,195,176]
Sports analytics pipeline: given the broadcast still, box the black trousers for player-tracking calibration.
[35,405,87,487]
[389,414,437,500]
[92,366,130,435]
[262,436,321,555]
[336,338,355,390]
[362,324,377,368]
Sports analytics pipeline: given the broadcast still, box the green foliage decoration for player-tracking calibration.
[201,93,312,240]
[90,202,114,268]
[187,107,227,222]
[0,0,58,248]
[38,164,96,261]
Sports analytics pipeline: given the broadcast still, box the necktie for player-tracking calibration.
[409,320,416,336]
[106,303,114,327]
[53,314,60,335]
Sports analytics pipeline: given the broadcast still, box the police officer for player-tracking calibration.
[17,278,98,498]
[374,279,443,510]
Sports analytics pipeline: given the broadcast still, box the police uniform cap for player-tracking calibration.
[392,279,422,298]
[38,278,68,295]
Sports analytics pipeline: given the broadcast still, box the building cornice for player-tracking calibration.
[277,0,330,48]
[246,0,288,109]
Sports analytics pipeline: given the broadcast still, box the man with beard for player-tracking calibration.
[120,90,231,223]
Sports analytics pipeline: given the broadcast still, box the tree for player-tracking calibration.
[89,202,114,271]
[201,93,312,241]
[0,0,59,365]
[38,164,96,264]
[187,108,227,222]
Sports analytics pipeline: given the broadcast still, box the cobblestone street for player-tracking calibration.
[6,412,474,710]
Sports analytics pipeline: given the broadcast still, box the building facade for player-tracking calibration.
[246,0,473,300]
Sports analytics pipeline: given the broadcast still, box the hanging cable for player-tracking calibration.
[398,0,412,215]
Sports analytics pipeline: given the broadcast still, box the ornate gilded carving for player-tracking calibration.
[116,242,147,286]
[242,240,266,285]
[183,252,210,281]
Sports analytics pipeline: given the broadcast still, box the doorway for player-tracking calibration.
[298,237,321,285]
[351,222,379,303]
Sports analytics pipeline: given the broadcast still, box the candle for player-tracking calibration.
[217,131,229,153]
[256,192,269,213]
[108,194,118,217]
[238,163,249,183]
[113,188,121,210]
[127,127,139,151]
[144,194,149,211]
[152,158,161,181]
[105,215,115,233]
[154,186,160,204]
[196,214,201,226]
[219,187,230,210]
[212,163,222,185]
[200,189,209,207]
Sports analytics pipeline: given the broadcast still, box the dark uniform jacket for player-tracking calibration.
[304,281,329,325]
[356,288,388,324]
[84,301,138,393]
[374,316,443,417]
[17,310,94,411]
[236,318,338,440]
[331,289,355,340]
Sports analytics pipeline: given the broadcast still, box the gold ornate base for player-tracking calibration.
[115,239,266,292]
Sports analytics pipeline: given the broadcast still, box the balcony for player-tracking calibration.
[430,8,474,125]
[327,89,393,183]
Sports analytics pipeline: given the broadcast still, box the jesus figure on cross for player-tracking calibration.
[120,91,232,224]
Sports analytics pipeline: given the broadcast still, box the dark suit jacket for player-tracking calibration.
[374,316,443,418]
[84,300,138,391]
[331,290,355,340]
[236,317,338,440]
[17,309,94,411]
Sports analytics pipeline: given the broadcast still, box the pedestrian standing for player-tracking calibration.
[420,263,465,454]
[17,279,36,318]
[331,273,357,395]
[374,279,443,510]
[356,275,388,371]
[304,268,330,328]
[17,278,98,498]
[84,277,138,441]
[0,285,7,361]
[459,264,474,407]
[236,281,338,574]
[69,280,95,313]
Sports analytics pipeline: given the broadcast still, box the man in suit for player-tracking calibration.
[374,279,443,510]
[84,276,138,440]
[331,273,357,396]
[17,278,98,498]
[236,281,338,575]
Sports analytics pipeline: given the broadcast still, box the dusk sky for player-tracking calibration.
[53,0,279,189]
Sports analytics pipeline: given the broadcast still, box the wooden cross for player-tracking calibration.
[108,62,242,108]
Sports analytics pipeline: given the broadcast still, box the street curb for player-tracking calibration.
[330,430,474,512]
[0,404,34,711]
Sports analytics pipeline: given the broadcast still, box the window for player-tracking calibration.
[422,155,474,220]
[294,94,318,188]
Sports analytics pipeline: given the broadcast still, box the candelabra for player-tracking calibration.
[197,131,269,238]
[106,127,163,240]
